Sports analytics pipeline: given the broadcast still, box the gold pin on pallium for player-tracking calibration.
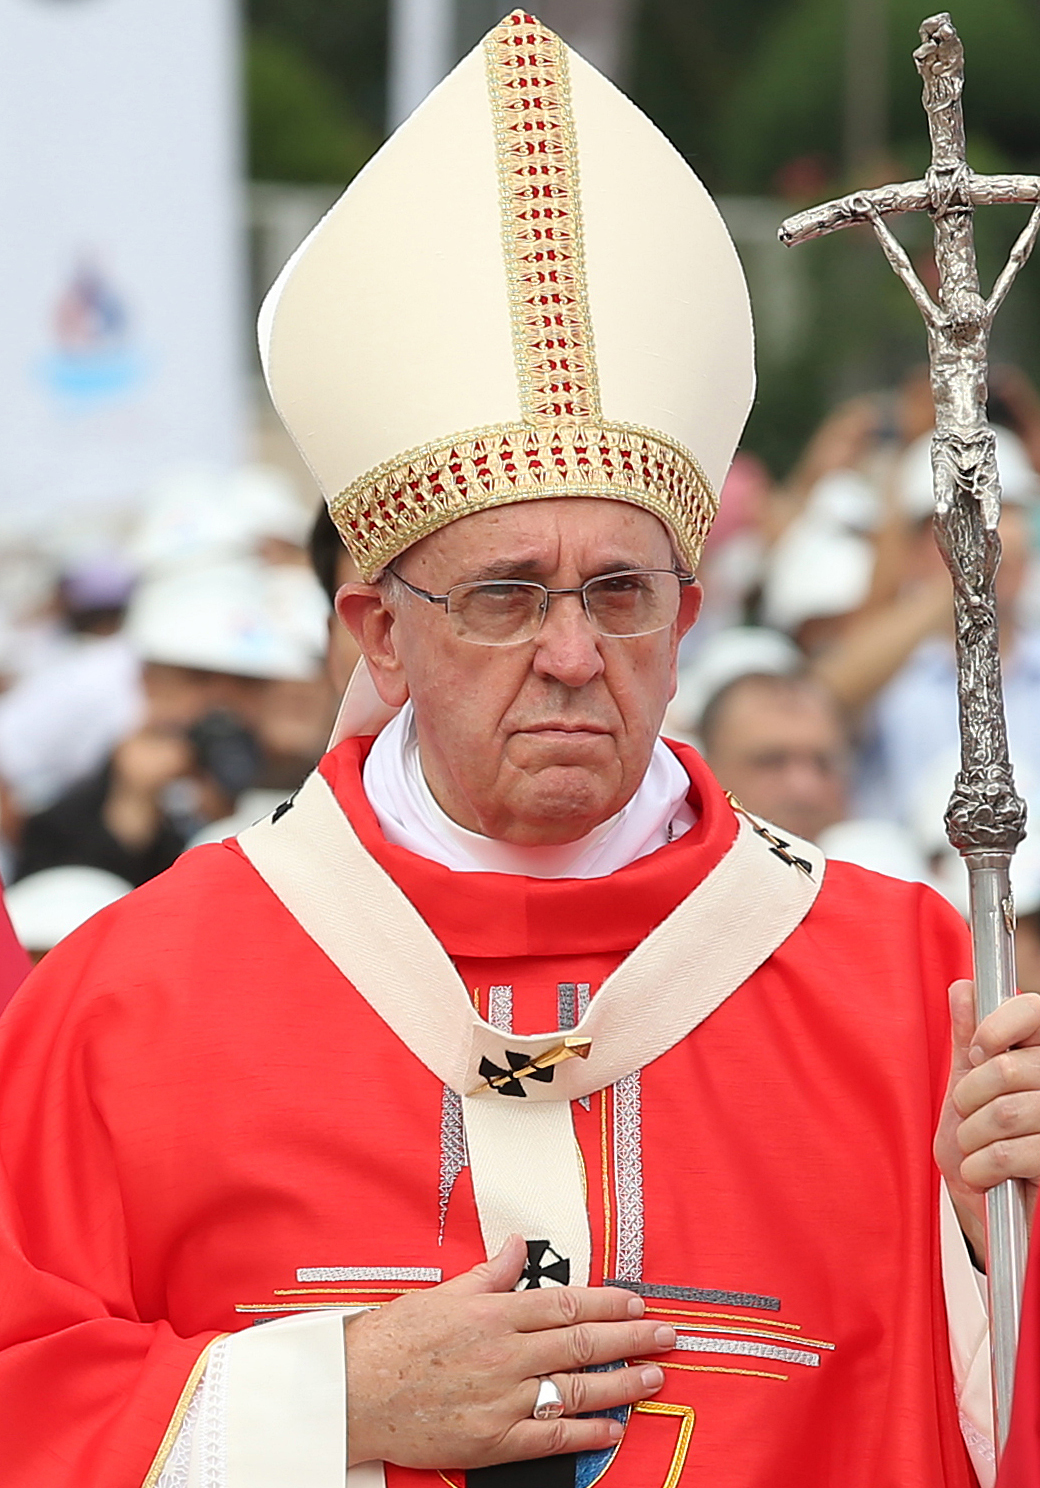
[725,792,813,877]
[467,1037,593,1097]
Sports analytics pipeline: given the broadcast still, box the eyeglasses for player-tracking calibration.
[387,567,696,646]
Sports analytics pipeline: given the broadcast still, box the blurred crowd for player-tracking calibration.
[668,362,1040,989]
[7,365,1040,988]
[0,465,359,962]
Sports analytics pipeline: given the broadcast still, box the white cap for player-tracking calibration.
[129,465,313,577]
[126,559,325,681]
[908,752,1040,919]
[761,522,874,634]
[260,9,755,580]
[667,625,801,735]
[804,469,881,534]
[6,867,131,953]
[817,818,931,884]
[897,427,1040,523]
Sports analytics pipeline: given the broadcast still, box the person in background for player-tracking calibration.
[129,556,328,791]
[0,554,142,853]
[13,710,261,888]
[308,503,362,691]
[5,867,131,966]
[699,673,848,842]
[699,670,929,881]
[14,724,193,888]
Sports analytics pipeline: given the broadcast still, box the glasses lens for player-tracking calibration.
[585,571,680,636]
[446,581,546,644]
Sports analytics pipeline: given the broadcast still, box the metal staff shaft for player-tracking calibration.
[970,853,1030,1437]
[779,11,1039,1450]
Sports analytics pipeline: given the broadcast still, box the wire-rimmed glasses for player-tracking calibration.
[387,567,696,646]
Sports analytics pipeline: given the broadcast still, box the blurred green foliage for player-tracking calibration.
[247,0,388,162]
[247,32,378,183]
[711,0,1040,190]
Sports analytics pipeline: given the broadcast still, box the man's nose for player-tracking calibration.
[531,593,605,686]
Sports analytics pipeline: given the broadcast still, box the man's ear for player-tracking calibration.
[668,579,703,699]
[334,584,410,708]
[677,578,703,640]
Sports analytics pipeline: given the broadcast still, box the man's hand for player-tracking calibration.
[345,1234,675,1469]
[935,979,1040,1261]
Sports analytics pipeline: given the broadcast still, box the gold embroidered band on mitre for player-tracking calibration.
[330,420,718,582]
[486,10,601,424]
[332,9,718,579]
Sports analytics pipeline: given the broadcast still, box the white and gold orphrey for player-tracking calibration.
[259,10,755,580]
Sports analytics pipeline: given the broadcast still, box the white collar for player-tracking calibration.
[362,702,695,877]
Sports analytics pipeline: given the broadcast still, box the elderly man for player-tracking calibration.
[2,13,1039,1488]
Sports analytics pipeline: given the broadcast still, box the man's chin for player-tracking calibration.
[494,762,628,845]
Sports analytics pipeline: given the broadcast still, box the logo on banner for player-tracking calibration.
[38,257,146,402]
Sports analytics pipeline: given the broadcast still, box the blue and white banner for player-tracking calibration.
[0,0,244,525]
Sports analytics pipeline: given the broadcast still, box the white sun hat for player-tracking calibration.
[129,465,313,577]
[6,867,131,954]
[667,625,801,736]
[761,523,875,634]
[259,9,755,583]
[126,559,325,682]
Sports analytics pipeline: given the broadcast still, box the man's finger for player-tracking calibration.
[438,1234,528,1297]
[953,1047,1040,1118]
[505,1360,662,1426]
[957,1091,1040,1157]
[960,1133,1040,1192]
[947,979,979,1090]
[508,1284,646,1331]
[498,1415,626,1463]
[525,1319,675,1376]
[969,992,1040,1063]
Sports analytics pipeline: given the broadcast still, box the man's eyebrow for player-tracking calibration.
[457,558,546,582]
[454,557,652,583]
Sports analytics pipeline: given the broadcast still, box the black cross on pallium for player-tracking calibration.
[752,823,813,876]
[519,1239,570,1289]
[477,1051,556,1098]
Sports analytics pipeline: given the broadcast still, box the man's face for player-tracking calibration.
[337,498,702,845]
[703,683,848,843]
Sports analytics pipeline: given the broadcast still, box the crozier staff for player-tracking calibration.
[2,11,1040,1488]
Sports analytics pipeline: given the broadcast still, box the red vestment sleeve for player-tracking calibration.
[998,1232,1040,1487]
[0,901,219,1488]
[0,892,32,1017]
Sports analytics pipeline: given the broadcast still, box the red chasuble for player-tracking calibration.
[997,1240,1040,1486]
[0,738,976,1487]
[0,892,31,1015]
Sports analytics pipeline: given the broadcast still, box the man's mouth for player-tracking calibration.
[520,723,609,735]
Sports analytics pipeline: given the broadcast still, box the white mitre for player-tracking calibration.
[258,9,755,588]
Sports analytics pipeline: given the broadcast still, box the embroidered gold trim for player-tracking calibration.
[485,11,600,423]
[331,419,717,580]
[600,1085,613,1283]
[644,1304,805,1330]
[141,1336,224,1488]
[633,1400,697,1488]
[637,1356,788,1383]
[235,1302,355,1312]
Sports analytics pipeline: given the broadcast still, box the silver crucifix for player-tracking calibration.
[779,11,1040,1451]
